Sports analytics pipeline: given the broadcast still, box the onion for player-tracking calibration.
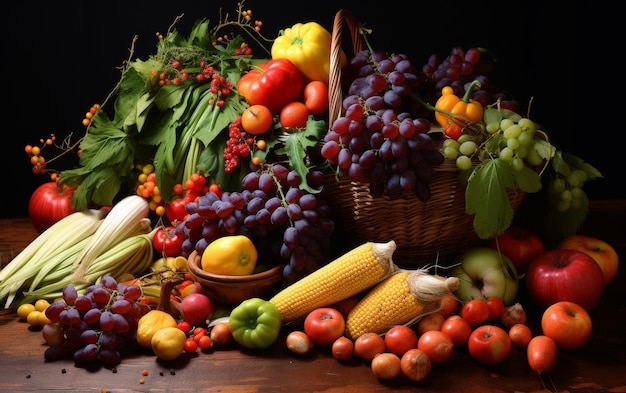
[500,303,527,328]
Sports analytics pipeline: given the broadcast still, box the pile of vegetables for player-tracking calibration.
[0,195,155,308]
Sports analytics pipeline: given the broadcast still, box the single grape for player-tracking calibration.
[99,311,116,332]
[459,141,478,156]
[62,285,78,305]
[80,329,99,344]
[59,307,81,325]
[83,308,102,325]
[100,276,118,290]
[456,155,473,170]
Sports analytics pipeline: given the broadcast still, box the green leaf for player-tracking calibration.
[78,116,135,171]
[196,133,245,192]
[132,93,156,131]
[275,117,326,193]
[114,68,147,126]
[483,107,503,125]
[512,165,542,193]
[465,159,516,239]
[533,138,556,161]
[562,152,603,180]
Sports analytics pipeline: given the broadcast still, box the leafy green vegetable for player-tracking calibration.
[57,19,273,210]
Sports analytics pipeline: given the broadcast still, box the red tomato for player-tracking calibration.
[460,299,490,325]
[468,324,512,365]
[183,337,198,353]
[165,198,189,224]
[303,80,329,115]
[197,334,212,350]
[486,297,505,320]
[177,321,191,334]
[28,181,76,234]
[303,308,345,346]
[354,332,386,361]
[417,330,454,364]
[444,123,462,140]
[440,315,472,347]
[152,226,184,256]
[384,325,418,357]
[527,335,558,374]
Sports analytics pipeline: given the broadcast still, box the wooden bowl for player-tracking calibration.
[186,251,285,306]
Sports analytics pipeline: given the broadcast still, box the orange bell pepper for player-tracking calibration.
[434,80,484,128]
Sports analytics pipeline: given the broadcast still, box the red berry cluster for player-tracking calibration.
[223,116,254,173]
[205,70,233,107]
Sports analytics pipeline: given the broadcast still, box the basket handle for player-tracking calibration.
[328,9,363,125]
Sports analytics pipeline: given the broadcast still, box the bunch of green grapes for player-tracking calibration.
[547,158,592,212]
[442,116,543,172]
[442,113,597,214]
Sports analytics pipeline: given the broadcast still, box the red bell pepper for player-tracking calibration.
[236,58,305,114]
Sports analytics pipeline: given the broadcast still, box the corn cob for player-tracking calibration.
[269,240,398,323]
[72,195,151,282]
[344,270,459,340]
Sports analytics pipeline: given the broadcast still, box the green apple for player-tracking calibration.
[450,247,520,305]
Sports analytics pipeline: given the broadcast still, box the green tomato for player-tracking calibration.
[228,298,282,349]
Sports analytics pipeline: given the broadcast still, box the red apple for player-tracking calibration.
[467,324,511,365]
[488,225,545,275]
[541,301,592,350]
[526,249,604,311]
[558,234,619,287]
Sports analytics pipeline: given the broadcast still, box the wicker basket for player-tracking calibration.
[323,9,526,267]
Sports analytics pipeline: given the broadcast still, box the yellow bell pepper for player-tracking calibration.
[434,80,484,128]
[271,21,346,84]
[151,327,187,360]
[136,309,178,348]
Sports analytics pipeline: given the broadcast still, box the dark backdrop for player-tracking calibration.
[2,1,615,219]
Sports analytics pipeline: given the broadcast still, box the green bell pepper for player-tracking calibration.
[228,298,282,349]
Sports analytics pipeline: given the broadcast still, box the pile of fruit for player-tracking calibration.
[7,0,619,387]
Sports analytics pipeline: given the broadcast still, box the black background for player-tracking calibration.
[2,1,616,219]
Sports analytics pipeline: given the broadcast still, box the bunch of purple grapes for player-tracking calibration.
[418,46,520,114]
[42,275,150,367]
[173,163,335,283]
[321,49,445,201]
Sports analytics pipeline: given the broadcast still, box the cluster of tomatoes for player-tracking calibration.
[279,293,578,383]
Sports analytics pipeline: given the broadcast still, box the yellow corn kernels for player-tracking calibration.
[269,241,399,323]
[345,270,459,340]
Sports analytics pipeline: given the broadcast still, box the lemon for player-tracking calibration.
[201,235,258,275]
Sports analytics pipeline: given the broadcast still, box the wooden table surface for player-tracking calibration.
[1,200,625,393]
